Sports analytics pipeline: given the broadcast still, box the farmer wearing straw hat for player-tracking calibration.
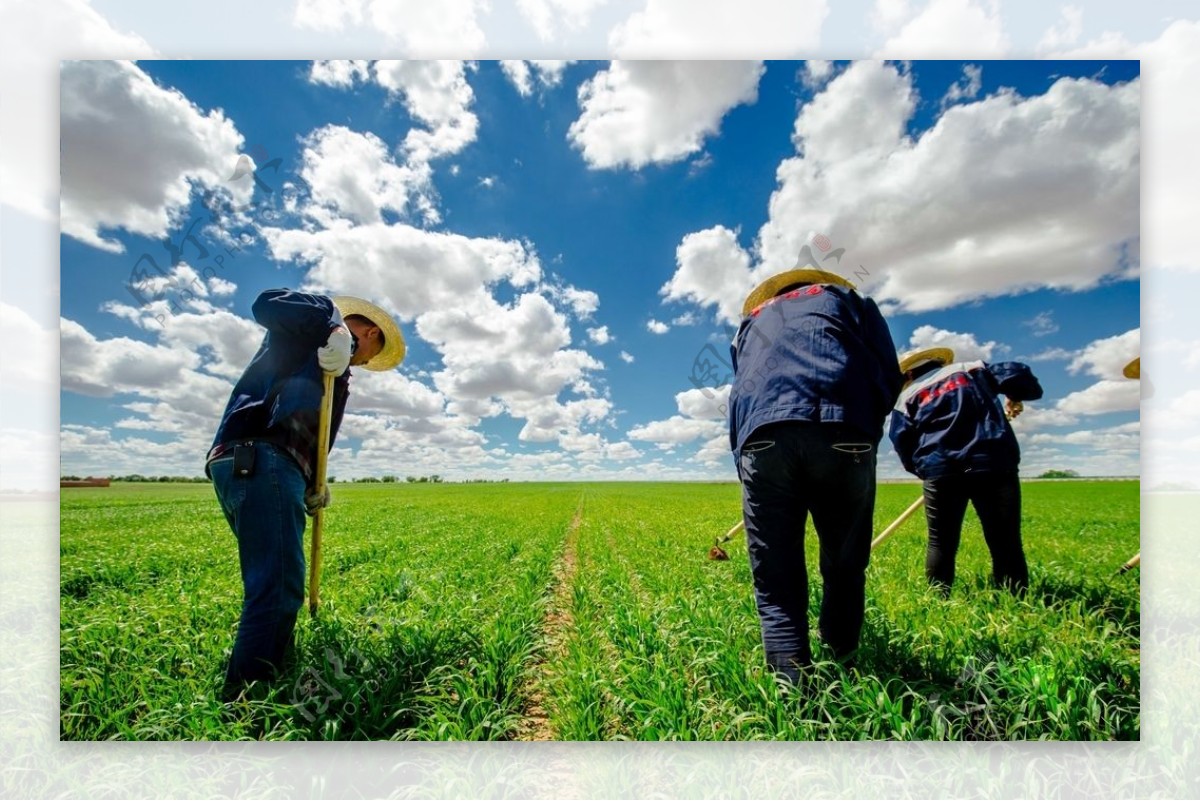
[729,267,902,683]
[206,289,404,699]
[888,348,1043,596]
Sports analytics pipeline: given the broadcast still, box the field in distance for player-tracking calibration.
[60,480,1139,740]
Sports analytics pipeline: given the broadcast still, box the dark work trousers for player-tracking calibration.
[737,421,877,677]
[922,469,1028,595]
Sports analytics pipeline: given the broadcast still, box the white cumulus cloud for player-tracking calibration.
[627,415,724,448]
[661,61,1139,322]
[587,326,612,345]
[646,319,669,334]
[500,60,571,96]
[298,125,431,225]
[1037,5,1084,52]
[625,384,731,465]
[265,219,610,455]
[1067,328,1140,379]
[1046,20,1198,274]
[874,0,1009,58]
[905,325,1000,363]
[517,0,606,42]
[1,302,56,387]
[372,60,479,165]
[675,385,731,421]
[60,60,249,252]
[293,0,487,56]
[941,63,982,107]
[309,59,371,88]
[661,225,755,325]
[609,0,829,58]
[568,61,764,170]
[1,0,155,221]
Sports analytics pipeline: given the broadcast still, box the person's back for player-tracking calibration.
[729,282,899,457]
[890,360,1042,480]
[728,268,901,682]
[888,351,1043,595]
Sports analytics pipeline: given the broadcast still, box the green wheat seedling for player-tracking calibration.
[60,480,1139,740]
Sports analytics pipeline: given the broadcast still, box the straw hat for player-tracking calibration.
[742,268,856,316]
[899,347,954,375]
[1122,357,1140,379]
[333,296,406,371]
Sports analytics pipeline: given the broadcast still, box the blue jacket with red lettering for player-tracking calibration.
[728,283,902,457]
[888,360,1043,480]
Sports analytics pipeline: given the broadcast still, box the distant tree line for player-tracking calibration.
[327,475,509,484]
[62,474,212,483]
[65,473,512,484]
[1038,469,1080,478]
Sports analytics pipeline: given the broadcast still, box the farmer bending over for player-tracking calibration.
[888,349,1043,596]
[206,289,404,700]
[728,267,901,684]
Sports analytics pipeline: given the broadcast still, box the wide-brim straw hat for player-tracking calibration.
[333,296,406,371]
[742,268,856,316]
[899,347,955,375]
[1123,357,1140,379]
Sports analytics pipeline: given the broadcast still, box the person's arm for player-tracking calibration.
[888,409,918,476]
[987,361,1044,402]
[862,295,904,408]
[251,289,344,346]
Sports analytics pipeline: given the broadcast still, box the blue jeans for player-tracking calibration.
[209,442,307,690]
[738,421,877,677]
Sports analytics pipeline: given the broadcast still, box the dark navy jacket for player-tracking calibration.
[209,289,349,484]
[888,360,1043,480]
[728,284,902,457]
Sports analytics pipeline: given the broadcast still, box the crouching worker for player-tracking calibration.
[728,268,902,683]
[888,349,1043,597]
[207,289,404,700]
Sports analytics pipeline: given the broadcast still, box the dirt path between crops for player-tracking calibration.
[512,493,584,742]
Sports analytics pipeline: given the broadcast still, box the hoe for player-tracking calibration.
[708,402,1023,560]
[308,372,335,618]
[707,495,926,561]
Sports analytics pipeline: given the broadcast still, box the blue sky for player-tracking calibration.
[55,58,1141,480]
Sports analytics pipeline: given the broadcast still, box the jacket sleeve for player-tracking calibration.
[888,408,918,476]
[251,289,344,347]
[862,295,904,411]
[987,361,1044,402]
[727,338,738,455]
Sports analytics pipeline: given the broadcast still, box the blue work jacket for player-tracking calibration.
[209,289,350,483]
[888,360,1044,480]
[728,284,902,457]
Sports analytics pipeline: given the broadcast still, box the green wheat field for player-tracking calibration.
[59,480,1139,741]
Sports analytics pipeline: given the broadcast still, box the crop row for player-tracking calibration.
[60,481,1139,740]
[60,483,579,740]
[540,483,1139,740]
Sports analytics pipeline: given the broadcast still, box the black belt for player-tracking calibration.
[205,438,309,480]
[206,438,262,464]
